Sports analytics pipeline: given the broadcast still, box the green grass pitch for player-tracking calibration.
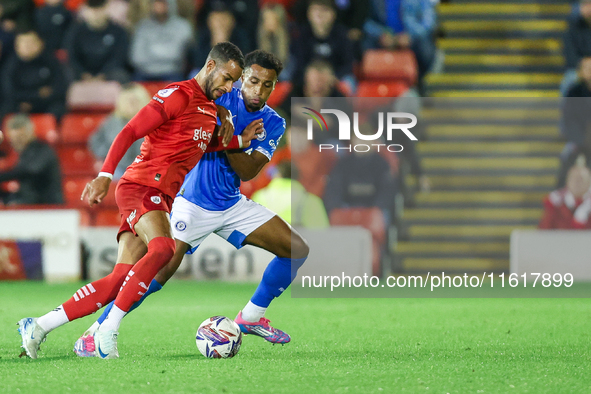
[1,281,590,393]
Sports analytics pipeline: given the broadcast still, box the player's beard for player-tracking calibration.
[204,72,216,101]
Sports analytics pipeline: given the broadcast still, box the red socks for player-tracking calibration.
[62,263,133,321]
[61,237,175,322]
[114,237,175,312]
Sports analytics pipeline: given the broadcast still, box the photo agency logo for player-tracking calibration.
[302,107,418,153]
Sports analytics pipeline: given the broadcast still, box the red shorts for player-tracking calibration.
[115,179,174,239]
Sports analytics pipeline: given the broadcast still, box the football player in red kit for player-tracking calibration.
[17,42,257,359]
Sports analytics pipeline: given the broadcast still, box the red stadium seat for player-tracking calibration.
[2,113,58,144]
[266,81,292,109]
[355,81,409,112]
[94,208,121,227]
[58,145,99,176]
[61,113,107,144]
[63,176,93,208]
[329,207,387,276]
[67,81,122,112]
[361,49,418,86]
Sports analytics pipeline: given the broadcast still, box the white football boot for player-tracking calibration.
[17,318,47,359]
[94,330,119,359]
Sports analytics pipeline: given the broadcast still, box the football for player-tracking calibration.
[196,316,242,359]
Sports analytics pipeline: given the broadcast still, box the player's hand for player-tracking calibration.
[81,176,111,207]
[241,118,264,149]
[216,105,235,147]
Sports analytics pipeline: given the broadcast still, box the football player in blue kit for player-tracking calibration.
[74,50,308,356]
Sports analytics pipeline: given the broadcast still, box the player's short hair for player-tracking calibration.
[244,50,284,77]
[6,114,33,132]
[207,42,245,70]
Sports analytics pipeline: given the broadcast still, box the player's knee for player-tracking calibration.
[291,235,309,259]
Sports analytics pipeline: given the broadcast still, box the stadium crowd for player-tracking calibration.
[0,0,437,271]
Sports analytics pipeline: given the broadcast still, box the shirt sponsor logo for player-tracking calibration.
[151,196,161,204]
[193,127,212,142]
[157,87,178,98]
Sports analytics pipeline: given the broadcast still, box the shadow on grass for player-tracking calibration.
[0,354,73,364]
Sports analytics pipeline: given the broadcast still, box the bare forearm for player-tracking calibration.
[225,151,266,182]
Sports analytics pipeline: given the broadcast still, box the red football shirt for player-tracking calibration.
[101,78,239,199]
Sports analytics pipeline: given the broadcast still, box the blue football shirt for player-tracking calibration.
[178,88,286,211]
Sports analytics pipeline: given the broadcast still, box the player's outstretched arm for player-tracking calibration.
[81,103,170,207]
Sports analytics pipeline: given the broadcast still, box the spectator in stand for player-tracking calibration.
[198,0,258,51]
[0,0,35,32]
[64,0,129,84]
[130,0,193,81]
[190,2,250,73]
[258,3,290,79]
[0,114,63,205]
[561,0,591,96]
[281,59,352,144]
[293,0,369,60]
[34,0,73,54]
[89,83,150,180]
[539,161,591,229]
[364,0,410,54]
[557,56,591,187]
[323,132,398,219]
[127,0,196,31]
[252,160,330,228]
[364,0,436,95]
[291,0,355,88]
[1,29,68,120]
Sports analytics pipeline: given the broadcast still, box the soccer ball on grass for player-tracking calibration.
[196,316,242,358]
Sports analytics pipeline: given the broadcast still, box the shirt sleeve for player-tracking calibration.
[149,86,192,120]
[100,87,190,174]
[254,116,286,160]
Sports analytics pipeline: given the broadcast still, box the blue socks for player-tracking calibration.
[97,279,163,325]
[251,256,307,308]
